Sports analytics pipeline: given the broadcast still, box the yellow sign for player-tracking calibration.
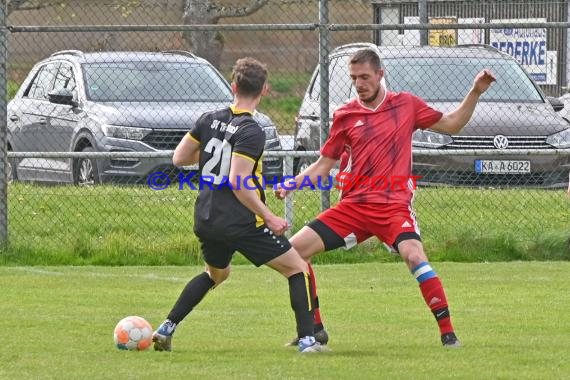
[429,17,457,46]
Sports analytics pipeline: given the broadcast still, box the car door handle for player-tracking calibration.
[38,118,47,125]
[9,115,19,122]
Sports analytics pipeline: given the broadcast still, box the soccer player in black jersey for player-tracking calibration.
[152,57,326,353]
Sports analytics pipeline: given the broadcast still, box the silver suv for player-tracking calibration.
[295,43,570,187]
[8,50,283,185]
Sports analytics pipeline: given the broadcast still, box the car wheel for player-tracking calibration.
[294,157,312,176]
[7,150,17,183]
[74,147,100,186]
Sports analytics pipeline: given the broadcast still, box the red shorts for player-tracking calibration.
[316,201,420,249]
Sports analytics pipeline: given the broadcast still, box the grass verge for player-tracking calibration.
[2,183,568,265]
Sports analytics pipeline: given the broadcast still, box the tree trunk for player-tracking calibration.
[183,0,224,68]
[182,0,270,69]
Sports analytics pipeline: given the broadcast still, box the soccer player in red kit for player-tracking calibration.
[276,48,496,347]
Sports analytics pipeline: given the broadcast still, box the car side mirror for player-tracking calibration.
[547,96,564,112]
[48,88,77,107]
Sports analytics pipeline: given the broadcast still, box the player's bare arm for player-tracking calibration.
[430,69,496,135]
[274,156,337,200]
[172,134,200,166]
[230,155,289,235]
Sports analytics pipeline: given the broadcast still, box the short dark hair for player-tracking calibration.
[231,57,268,97]
[349,49,382,70]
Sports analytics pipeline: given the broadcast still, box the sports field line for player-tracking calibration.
[9,267,188,282]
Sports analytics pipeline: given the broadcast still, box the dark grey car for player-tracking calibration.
[295,43,570,187]
[8,50,282,185]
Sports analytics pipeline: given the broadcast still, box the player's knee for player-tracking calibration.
[283,263,309,278]
[207,267,230,285]
[282,253,310,277]
[289,239,311,260]
[404,252,427,268]
[212,272,230,286]
[290,227,324,260]
[291,259,310,275]
[400,245,427,267]
[295,248,314,262]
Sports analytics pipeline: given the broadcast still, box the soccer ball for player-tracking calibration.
[113,316,153,351]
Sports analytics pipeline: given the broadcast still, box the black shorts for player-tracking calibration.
[198,224,292,269]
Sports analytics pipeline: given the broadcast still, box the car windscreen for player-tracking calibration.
[383,57,543,103]
[83,61,233,102]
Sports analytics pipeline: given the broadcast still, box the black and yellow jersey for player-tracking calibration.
[189,105,266,237]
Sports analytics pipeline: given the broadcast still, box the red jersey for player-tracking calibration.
[322,91,443,205]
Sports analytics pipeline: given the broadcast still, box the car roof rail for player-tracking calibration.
[50,50,84,58]
[161,50,198,59]
[455,43,512,58]
[332,42,377,53]
[456,43,499,51]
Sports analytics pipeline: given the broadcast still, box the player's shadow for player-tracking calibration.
[318,350,379,357]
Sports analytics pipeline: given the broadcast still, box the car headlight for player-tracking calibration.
[264,126,278,140]
[412,130,453,148]
[546,128,570,148]
[101,124,152,140]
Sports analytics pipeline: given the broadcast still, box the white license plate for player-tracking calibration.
[475,160,531,174]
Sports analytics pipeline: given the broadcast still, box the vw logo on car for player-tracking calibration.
[493,135,509,149]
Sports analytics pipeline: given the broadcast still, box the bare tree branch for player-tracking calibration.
[7,0,31,14]
[181,0,275,68]
[214,0,270,19]
[7,0,66,15]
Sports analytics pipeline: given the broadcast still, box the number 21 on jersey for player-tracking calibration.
[202,137,232,185]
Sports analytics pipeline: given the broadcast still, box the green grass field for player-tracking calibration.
[3,183,569,265]
[1,263,569,379]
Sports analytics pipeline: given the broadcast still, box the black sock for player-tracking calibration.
[288,272,315,339]
[167,272,216,324]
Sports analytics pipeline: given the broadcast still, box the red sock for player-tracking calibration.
[419,277,454,335]
[307,263,323,330]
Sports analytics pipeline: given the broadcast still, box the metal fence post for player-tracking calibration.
[319,0,330,211]
[0,0,7,245]
[419,0,428,46]
[284,156,294,238]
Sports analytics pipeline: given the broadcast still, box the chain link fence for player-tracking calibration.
[1,0,569,264]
